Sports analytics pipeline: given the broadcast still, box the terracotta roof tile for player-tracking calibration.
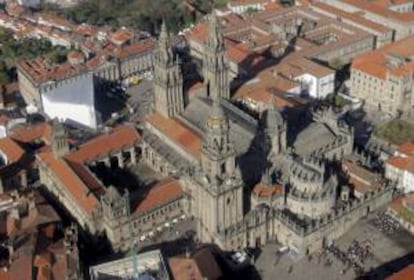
[110,29,133,45]
[67,124,140,163]
[343,160,384,194]
[111,38,156,59]
[386,264,414,280]
[387,156,414,173]
[135,178,183,214]
[352,35,414,80]
[10,122,53,144]
[252,182,283,197]
[397,141,414,156]
[37,152,100,214]
[168,248,222,280]
[146,113,201,159]
[312,2,392,33]
[343,0,414,22]
[17,58,86,85]
[0,137,25,163]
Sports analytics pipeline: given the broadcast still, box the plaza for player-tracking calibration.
[254,210,414,280]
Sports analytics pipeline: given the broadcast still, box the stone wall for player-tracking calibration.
[274,183,393,256]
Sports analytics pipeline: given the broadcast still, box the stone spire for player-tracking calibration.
[206,10,225,52]
[203,10,230,100]
[158,19,173,65]
[153,20,184,118]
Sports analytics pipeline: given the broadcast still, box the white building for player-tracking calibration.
[386,141,414,193]
[294,71,335,99]
[227,0,270,14]
[41,73,98,130]
[17,0,40,8]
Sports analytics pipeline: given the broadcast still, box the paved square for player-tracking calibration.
[254,214,414,280]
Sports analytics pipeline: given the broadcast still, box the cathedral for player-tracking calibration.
[141,12,393,255]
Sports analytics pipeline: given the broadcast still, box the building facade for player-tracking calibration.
[139,15,393,256]
[350,35,414,116]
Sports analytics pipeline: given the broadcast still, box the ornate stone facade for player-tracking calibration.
[140,14,393,256]
[202,12,230,100]
[153,22,184,118]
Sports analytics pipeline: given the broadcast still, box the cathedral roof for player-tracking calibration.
[37,152,101,214]
[66,124,140,163]
[146,113,201,160]
[134,178,183,214]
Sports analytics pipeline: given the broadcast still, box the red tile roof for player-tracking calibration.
[11,122,53,144]
[343,159,385,194]
[397,141,414,156]
[135,178,183,214]
[146,113,201,159]
[168,248,222,280]
[0,137,25,163]
[111,38,156,59]
[17,58,85,85]
[312,2,392,33]
[252,182,283,198]
[37,152,100,214]
[386,264,414,280]
[343,0,414,23]
[110,29,133,45]
[66,124,140,163]
[387,156,414,173]
[352,35,414,79]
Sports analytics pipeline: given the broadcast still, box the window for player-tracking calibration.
[227,197,231,205]
[221,163,226,174]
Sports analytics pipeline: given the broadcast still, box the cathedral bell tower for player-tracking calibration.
[153,21,184,118]
[203,11,230,100]
[201,98,235,178]
[196,97,243,245]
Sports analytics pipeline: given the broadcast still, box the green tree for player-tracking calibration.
[0,61,10,85]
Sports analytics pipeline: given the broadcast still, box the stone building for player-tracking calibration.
[321,0,414,40]
[34,11,393,256]
[293,107,354,160]
[350,35,414,116]
[35,119,188,251]
[139,13,393,256]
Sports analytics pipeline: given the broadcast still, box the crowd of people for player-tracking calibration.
[370,212,400,234]
[324,240,372,276]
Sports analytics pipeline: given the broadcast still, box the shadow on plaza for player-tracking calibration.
[139,236,197,258]
[358,252,414,280]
